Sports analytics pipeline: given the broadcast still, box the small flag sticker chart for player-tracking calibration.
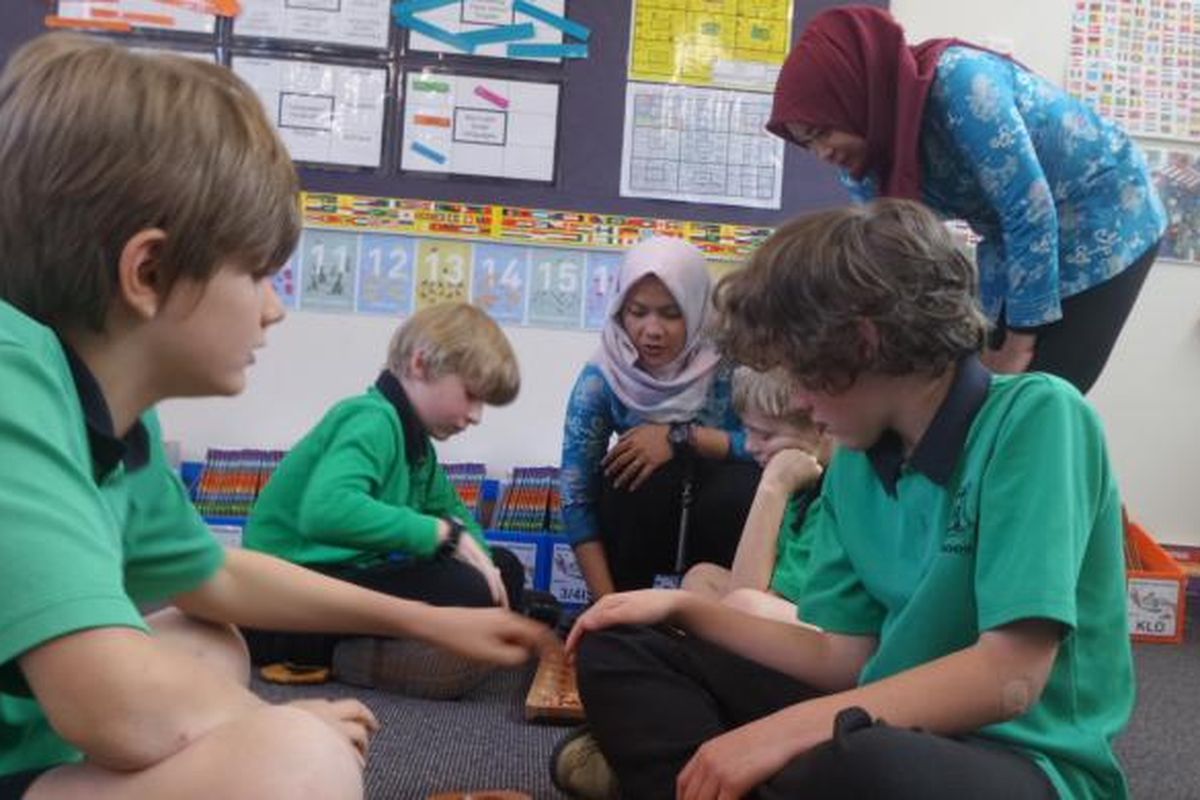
[402,71,560,182]
[286,229,676,331]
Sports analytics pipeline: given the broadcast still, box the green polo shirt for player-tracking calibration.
[243,371,486,568]
[801,359,1133,800]
[768,488,821,603]
[0,300,225,778]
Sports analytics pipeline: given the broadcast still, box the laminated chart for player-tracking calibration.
[1066,0,1200,141]
[628,0,793,92]
[401,0,576,62]
[233,56,387,168]
[52,0,219,33]
[620,82,783,209]
[234,0,392,50]
[402,71,560,182]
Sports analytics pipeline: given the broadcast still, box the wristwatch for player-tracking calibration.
[667,421,695,457]
[436,516,466,558]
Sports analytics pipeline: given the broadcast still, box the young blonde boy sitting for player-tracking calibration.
[681,366,830,625]
[243,302,530,695]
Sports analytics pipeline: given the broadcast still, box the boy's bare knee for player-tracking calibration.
[681,562,728,597]
[242,706,363,799]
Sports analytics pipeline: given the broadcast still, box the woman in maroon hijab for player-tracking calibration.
[768,5,1165,394]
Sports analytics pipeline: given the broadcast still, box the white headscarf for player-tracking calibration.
[591,237,722,422]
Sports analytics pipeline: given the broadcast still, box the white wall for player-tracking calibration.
[161,0,1200,546]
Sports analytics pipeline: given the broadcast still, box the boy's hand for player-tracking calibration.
[565,589,686,655]
[419,606,556,666]
[602,424,672,491]
[677,716,798,800]
[761,450,823,495]
[454,535,509,608]
[288,698,379,767]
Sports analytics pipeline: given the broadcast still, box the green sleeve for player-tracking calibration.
[122,412,225,605]
[974,380,1112,632]
[296,408,441,557]
[0,344,144,693]
[798,481,887,636]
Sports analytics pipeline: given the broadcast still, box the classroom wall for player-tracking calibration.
[160,0,1200,546]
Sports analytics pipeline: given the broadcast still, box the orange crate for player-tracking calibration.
[1126,522,1188,644]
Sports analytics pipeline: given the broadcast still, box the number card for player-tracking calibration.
[527,249,583,328]
[300,230,358,311]
[471,243,529,323]
[583,251,621,330]
[357,234,415,315]
[415,240,472,308]
[272,251,299,310]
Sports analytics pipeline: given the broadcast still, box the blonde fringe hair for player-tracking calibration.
[731,366,815,430]
[0,33,299,330]
[386,302,520,405]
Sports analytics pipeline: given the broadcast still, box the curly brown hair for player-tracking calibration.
[715,200,987,392]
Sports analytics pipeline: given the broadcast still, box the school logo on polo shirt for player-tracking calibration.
[943,481,977,555]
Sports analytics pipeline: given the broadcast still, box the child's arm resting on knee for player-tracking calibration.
[19,626,264,771]
[677,618,1062,798]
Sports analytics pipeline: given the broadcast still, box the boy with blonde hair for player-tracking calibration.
[681,366,829,625]
[559,199,1132,799]
[0,34,547,799]
[244,302,530,688]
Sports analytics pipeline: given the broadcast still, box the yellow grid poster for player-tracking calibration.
[628,0,794,91]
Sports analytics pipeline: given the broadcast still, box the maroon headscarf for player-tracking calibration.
[766,6,970,200]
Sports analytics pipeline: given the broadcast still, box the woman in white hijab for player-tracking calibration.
[559,237,760,598]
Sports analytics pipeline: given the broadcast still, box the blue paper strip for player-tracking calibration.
[506,42,588,59]
[391,0,458,15]
[410,141,448,164]
[459,22,537,45]
[395,12,476,53]
[512,0,591,41]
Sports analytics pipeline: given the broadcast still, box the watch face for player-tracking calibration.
[669,424,689,445]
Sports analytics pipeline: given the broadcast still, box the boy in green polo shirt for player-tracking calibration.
[242,302,530,690]
[0,34,548,799]
[681,366,828,626]
[557,200,1133,800]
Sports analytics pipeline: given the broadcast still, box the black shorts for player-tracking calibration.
[0,768,49,800]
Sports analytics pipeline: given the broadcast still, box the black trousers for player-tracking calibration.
[577,625,1058,800]
[242,546,525,666]
[597,457,761,591]
[992,240,1159,394]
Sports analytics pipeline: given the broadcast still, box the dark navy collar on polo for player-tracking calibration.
[866,356,991,494]
[58,339,150,476]
[374,370,429,465]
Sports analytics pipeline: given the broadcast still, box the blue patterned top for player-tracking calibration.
[842,47,1166,328]
[559,361,749,546]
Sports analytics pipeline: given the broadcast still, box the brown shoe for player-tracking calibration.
[550,727,619,800]
[332,637,493,700]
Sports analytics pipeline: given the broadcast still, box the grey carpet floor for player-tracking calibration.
[253,597,1200,799]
